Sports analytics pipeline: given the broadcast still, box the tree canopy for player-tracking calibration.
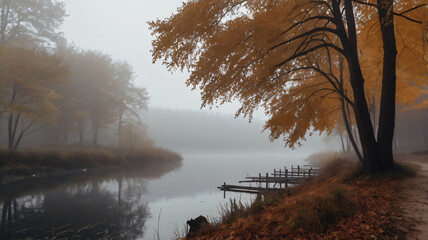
[0,46,68,150]
[0,0,66,46]
[150,0,426,172]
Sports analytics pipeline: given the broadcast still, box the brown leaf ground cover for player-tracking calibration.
[188,157,421,240]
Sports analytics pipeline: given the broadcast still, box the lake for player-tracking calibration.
[0,151,313,239]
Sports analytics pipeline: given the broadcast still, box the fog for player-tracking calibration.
[142,108,338,154]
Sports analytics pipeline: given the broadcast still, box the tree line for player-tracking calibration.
[0,0,149,150]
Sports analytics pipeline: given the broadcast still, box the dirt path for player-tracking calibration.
[397,153,428,240]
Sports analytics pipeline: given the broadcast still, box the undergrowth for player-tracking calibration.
[217,193,283,226]
[288,184,355,233]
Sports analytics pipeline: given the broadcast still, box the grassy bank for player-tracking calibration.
[0,146,182,178]
[187,157,415,240]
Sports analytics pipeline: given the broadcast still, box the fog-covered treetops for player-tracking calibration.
[0,0,150,150]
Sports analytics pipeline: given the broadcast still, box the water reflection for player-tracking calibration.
[0,152,312,239]
[0,160,182,239]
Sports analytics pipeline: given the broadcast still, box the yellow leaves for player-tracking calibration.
[0,46,67,125]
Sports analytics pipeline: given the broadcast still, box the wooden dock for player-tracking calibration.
[218,165,320,196]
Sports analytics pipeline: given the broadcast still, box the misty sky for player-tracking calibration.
[60,0,249,117]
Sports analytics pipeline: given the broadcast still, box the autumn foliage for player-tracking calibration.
[150,0,427,172]
[0,0,150,150]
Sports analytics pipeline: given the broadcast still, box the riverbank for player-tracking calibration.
[186,153,424,239]
[0,147,182,181]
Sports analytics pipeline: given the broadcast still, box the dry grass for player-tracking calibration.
[191,156,411,240]
[0,147,182,177]
[288,184,355,233]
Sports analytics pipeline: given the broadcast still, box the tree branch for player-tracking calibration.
[270,27,338,51]
[274,43,345,69]
[399,4,425,15]
[277,16,336,38]
[352,1,425,24]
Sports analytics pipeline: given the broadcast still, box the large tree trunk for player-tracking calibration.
[350,72,380,171]
[376,0,396,171]
[338,0,381,172]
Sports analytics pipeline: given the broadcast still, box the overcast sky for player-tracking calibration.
[60,0,255,117]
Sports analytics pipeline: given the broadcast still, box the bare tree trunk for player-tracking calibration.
[93,124,99,146]
[7,83,17,151]
[339,56,362,161]
[118,109,124,148]
[339,129,345,152]
[7,113,14,150]
[78,119,85,145]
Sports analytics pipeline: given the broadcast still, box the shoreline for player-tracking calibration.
[0,146,183,184]
[184,153,426,240]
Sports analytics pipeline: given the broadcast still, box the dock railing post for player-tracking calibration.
[309,168,312,178]
[298,165,300,175]
[274,168,276,177]
[259,173,262,187]
[285,168,288,187]
[266,172,269,189]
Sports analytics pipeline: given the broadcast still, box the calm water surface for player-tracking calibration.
[0,151,312,239]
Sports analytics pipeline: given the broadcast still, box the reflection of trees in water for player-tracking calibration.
[0,177,148,239]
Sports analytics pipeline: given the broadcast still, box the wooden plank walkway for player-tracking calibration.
[218,165,320,197]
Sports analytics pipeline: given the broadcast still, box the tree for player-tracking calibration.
[0,0,66,46]
[113,61,149,148]
[150,0,426,172]
[0,46,68,150]
[69,51,120,146]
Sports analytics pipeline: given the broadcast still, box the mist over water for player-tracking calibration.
[142,108,339,154]
[0,108,333,239]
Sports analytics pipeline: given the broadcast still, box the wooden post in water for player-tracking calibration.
[298,165,300,175]
[274,168,276,177]
[223,182,226,199]
[309,168,312,178]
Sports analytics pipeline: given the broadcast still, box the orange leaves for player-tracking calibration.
[150,0,426,148]
[358,0,427,108]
